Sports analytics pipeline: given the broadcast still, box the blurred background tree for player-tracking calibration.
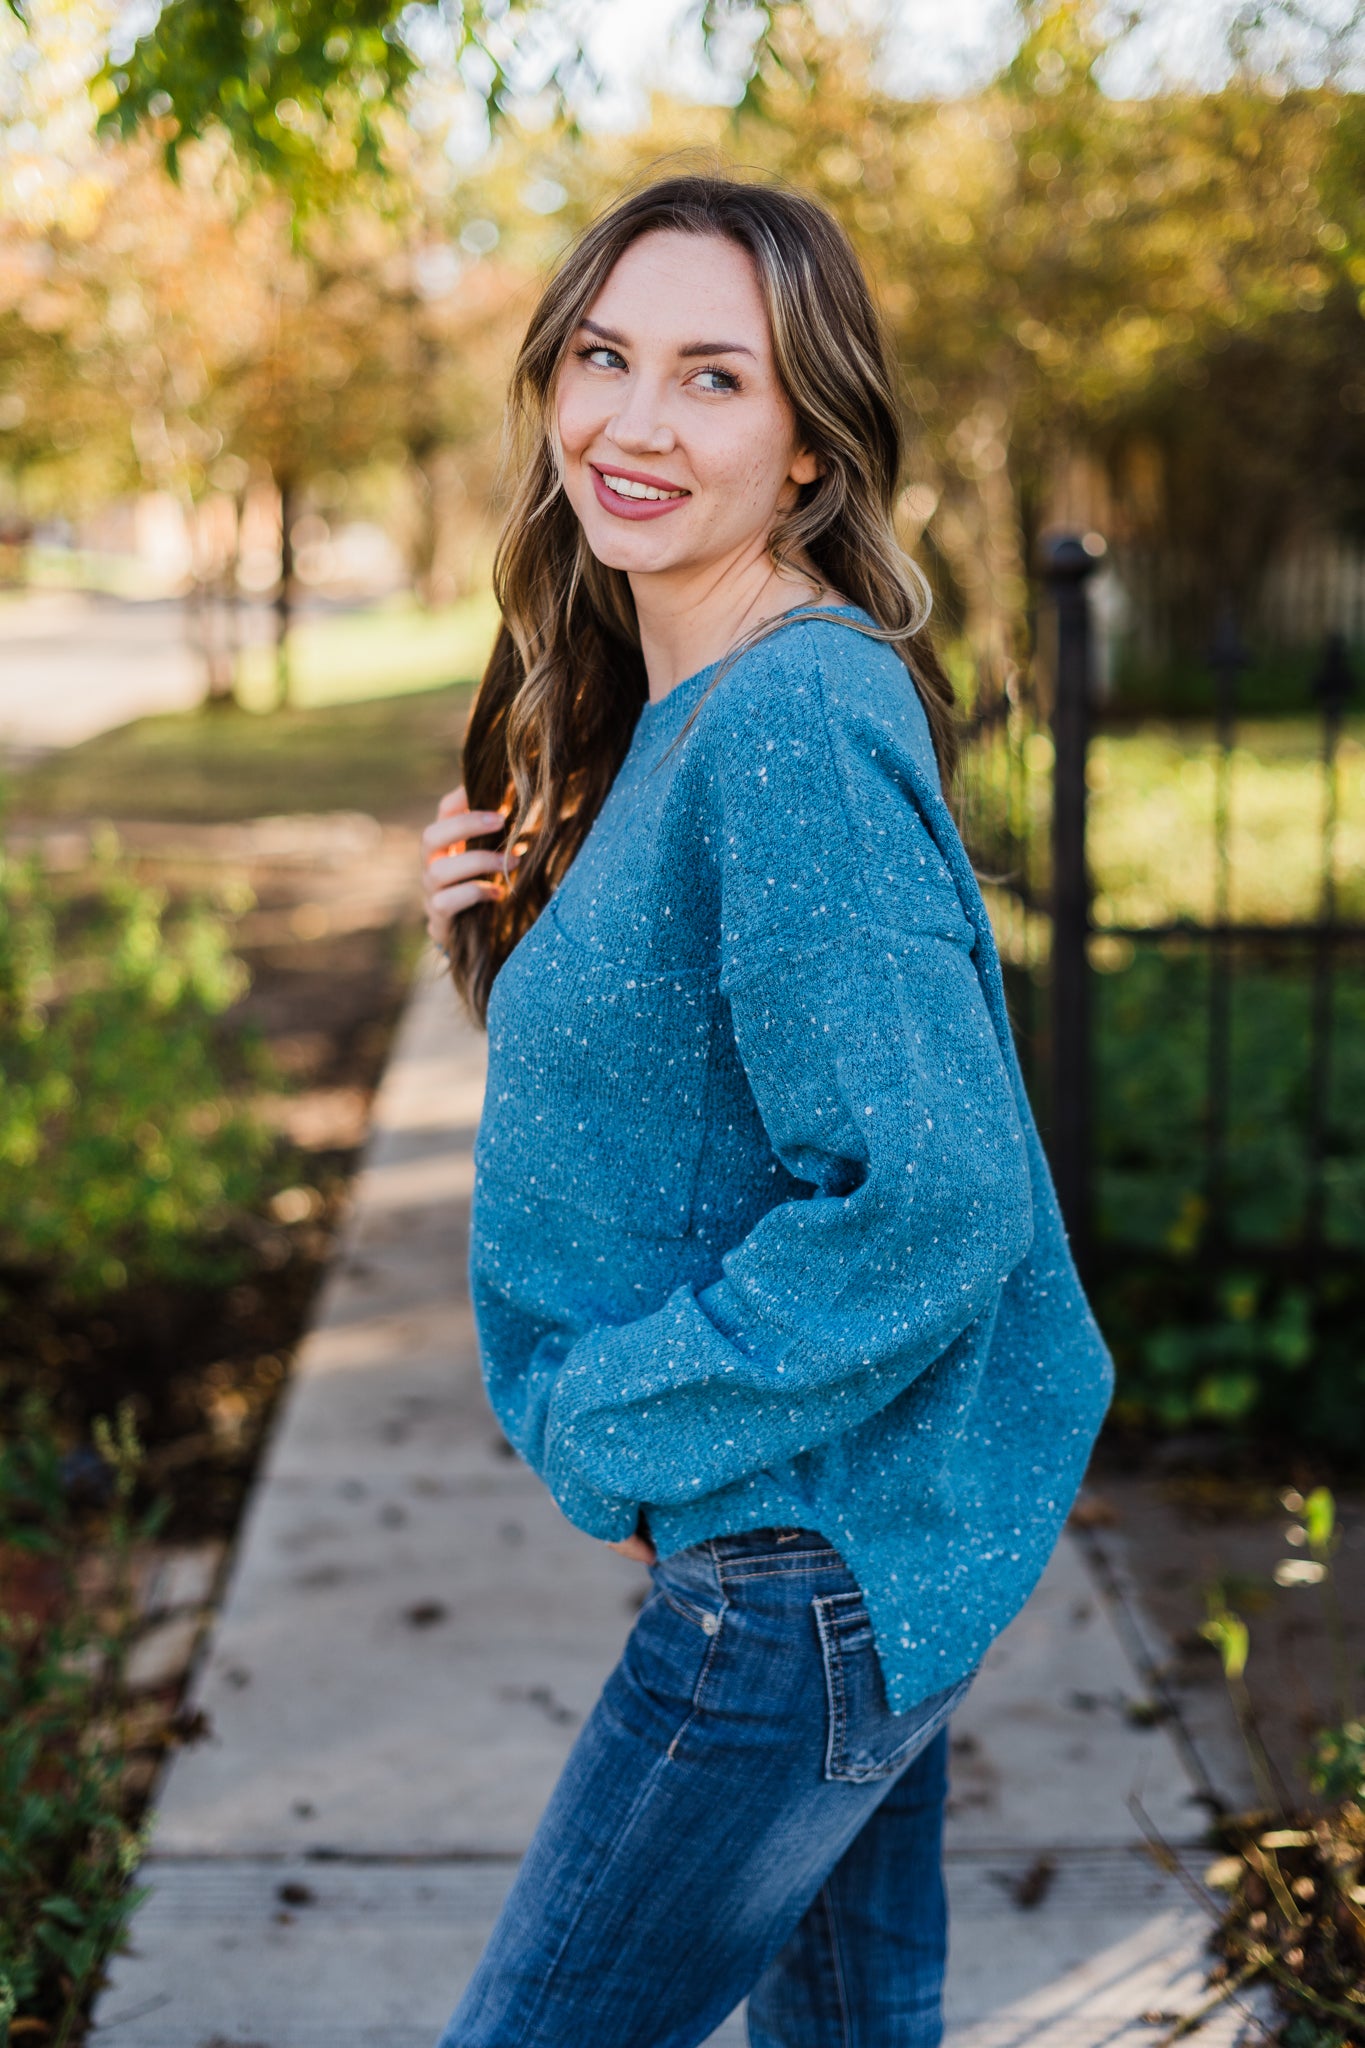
[3,0,1362,705]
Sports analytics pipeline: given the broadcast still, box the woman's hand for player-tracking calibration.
[606,1521,657,1566]
[420,784,519,953]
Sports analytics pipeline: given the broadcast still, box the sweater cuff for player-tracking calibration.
[542,1419,639,1542]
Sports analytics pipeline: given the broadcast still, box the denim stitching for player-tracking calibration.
[813,1595,850,1779]
[819,1881,854,2048]
[690,1607,728,1714]
[815,1593,971,1785]
[654,1544,728,1748]
[823,1663,972,1786]
[657,1585,720,1631]
[665,1604,729,1756]
[716,1555,846,1583]
[500,1686,709,2044]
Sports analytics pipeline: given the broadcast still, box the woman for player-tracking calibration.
[421,173,1113,2048]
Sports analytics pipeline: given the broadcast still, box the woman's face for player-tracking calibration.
[554,228,820,582]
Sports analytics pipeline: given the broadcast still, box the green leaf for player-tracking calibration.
[1200,1609,1250,1683]
[37,1893,88,1927]
[1303,1485,1336,1559]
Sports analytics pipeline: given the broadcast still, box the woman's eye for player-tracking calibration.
[694,366,740,393]
[576,344,625,370]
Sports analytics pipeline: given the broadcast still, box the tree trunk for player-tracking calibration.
[411,446,470,609]
[932,443,1029,712]
[275,475,296,709]
[190,492,244,710]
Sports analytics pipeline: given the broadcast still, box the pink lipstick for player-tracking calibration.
[589,463,692,522]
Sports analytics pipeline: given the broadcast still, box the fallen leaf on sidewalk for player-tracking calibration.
[1069,1494,1121,1529]
[1014,1854,1057,1909]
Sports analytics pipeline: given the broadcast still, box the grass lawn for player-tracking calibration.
[6,588,499,827]
[1089,718,1365,928]
[233,590,500,711]
[967,715,1365,931]
[8,681,478,828]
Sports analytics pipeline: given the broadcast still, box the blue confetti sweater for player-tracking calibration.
[468,603,1114,1712]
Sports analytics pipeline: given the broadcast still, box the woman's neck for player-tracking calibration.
[631,552,834,707]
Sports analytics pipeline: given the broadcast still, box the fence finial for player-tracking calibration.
[1037,530,1104,1271]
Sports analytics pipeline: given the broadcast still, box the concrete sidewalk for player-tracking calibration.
[91,962,1266,2048]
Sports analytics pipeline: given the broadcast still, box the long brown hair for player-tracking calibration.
[448,169,957,1025]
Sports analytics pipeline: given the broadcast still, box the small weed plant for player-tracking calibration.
[1187,1487,1365,2046]
[0,1392,165,2045]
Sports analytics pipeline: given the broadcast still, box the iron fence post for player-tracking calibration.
[1305,632,1355,1257]
[1040,533,1103,1273]
[1205,605,1250,1245]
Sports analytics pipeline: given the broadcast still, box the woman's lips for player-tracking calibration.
[589,465,691,522]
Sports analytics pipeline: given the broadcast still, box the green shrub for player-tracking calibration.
[1094,949,1365,1256]
[1084,948,1365,1454]
[1005,943,1365,1455]
[0,826,272,1302]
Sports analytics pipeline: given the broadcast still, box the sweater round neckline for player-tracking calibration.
[635,602,870,734]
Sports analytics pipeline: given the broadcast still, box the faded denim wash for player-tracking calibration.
[435,1527,973,2048]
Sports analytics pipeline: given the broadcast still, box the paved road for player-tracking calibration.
[90,964,1267,2048]
[0,591,212,751]
[0,589,353,752]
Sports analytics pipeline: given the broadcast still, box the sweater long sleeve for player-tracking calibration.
[468,606,1113,1710]
[539,627,1033,1530]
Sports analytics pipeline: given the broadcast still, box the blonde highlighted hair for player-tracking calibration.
[448,170,957,1024]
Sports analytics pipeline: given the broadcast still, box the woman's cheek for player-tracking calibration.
[696,429,765,517]
[554,379,595,461]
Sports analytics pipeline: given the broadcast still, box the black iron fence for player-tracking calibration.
[957,536,1365,1452]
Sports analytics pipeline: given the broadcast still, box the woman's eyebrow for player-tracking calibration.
[678,338,755,359]
[578,316,755,360]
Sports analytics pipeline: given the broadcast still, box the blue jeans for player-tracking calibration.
[436,1527,973,2048]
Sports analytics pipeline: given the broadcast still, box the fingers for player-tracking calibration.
[425,877,502,943]
[422,844,520,904]
[422,804,507,860]
[424,866,513,938]
[421,778,507,851]
[606,1534,657,1564]
[423,786,522,954]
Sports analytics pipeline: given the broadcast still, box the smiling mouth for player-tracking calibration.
[595,469,689,503]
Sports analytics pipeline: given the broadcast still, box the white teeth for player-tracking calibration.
[600,473,686,502]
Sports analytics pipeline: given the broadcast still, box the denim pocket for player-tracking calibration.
[656,1583,728,1638]
[813,1590,972,1784]
[650,1547,728,1641]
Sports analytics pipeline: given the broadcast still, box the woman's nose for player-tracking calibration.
[606,379,675,455]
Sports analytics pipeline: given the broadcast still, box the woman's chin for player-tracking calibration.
[581,524,692,575]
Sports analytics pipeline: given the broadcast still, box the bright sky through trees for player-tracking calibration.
[4,0,1364,232]
[565,0,1365,122]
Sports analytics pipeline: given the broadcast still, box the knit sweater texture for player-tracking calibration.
[468,603,1114,1712]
